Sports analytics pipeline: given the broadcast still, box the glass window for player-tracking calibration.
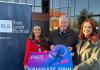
[49,26,54,34]
[14,0,17,2]
[75,16,87,33]
[61,0,68,8]
[53,9,60,20]
[32,7,34,12]
[0,0,6,1]
[53,9,59,17]
[60,8,68,16]
[19,0,26,3]
[42,7,49,13]
[74,17,80,34]
[74,16,99,34]
[50,21,53,26]
[51,16,59,21]
[69,0,71,7]
[35,7,42,13]
[69,8,70,17]
[50,9,53,17]
[69,17,74,30]
[35,0,42,6]
[7,0,14,2]
[27,0,34,6]
[90,17,99,34]
[89,0,100,15]
[53,0,60,8]
[53,21,59,27]
[50,16,52,21]
[50,21,54,34]
[70,0,75,16]
[50,0,52,9]
[42,0,49,8]
[75,0,88,16]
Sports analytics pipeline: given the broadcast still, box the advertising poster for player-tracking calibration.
[27,45,73,70]
[0,2,32,70]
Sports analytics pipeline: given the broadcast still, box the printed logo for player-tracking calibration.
[0,20,12,33]
[0,20,29,33]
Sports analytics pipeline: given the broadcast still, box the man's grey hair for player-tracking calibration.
[59,15,69,22]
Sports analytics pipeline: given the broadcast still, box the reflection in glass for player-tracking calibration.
[7,0,14,2]
[69,0,71,7]
[53,21,59,31]
[42,7,49,13]
[69,17,74,30]
[0,0,6,1]
[50,9,53,18]
[50,0,52,9]
[52,21,59,32]
[35,7,42,13]
[50,21,53,34]
[70,0,75,16]
[53,9,59,18]
[53,21,59,27]
[74,17,79,34]
[15,0,17,2]
[54,27,58,31]
[60,8,68,16]
[53,0,60,8]
[75,0,88,16]
[50,16,59,21]
[32,7,34,12]
[61,0,68,8]
[42,0,49,7]
[50,26,54,34]
[27,0,34,6]
[69,8,70,17]
[19,0,26,3]
[35,0,42,6]
[74,16,99,34]
[75,16,87,33]
[90,17,99,34]
[89,0,100,15]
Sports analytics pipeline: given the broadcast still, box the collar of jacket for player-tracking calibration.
[78,38,98,45]
[56,27,71,36]
[77,38,98,54]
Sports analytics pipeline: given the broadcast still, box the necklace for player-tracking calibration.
[32,39,41,52]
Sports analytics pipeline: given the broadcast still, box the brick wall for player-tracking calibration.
[32,13,49,21]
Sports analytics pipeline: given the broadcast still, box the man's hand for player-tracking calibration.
[68,47,72,51]
[50,45,54,50]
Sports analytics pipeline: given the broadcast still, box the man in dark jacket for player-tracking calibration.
[48,15,78,56]
[48,15,78,66]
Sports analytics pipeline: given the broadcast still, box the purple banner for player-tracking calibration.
[26,44,73,70]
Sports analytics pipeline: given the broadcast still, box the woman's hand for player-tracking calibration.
[44,50,48,52]
[73,66,78,70]
[24,65,28,70]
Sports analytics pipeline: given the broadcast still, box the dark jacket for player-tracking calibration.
[48,28,78,52]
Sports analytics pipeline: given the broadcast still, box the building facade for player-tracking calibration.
[50,0,100,36]
[0,0,100,37]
